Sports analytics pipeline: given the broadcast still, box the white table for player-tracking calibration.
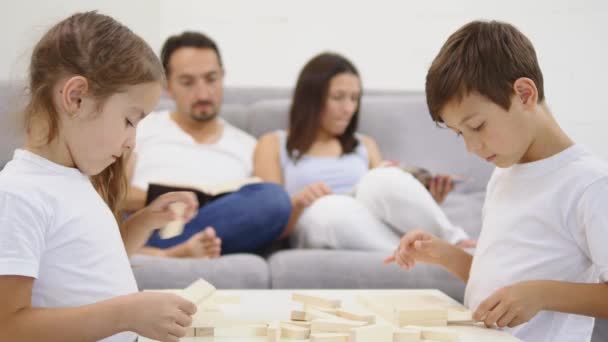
[138,289,522,341]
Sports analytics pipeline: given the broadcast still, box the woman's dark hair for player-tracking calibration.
[287,52,361,160]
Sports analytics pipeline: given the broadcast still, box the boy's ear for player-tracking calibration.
[60,76,89,117]
[513,77,538,108]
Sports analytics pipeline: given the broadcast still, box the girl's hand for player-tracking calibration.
[124,292,197,342]
[292,182,332,208]
[474,280,546,328]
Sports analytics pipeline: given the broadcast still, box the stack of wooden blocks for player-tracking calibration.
[176,279,473,341]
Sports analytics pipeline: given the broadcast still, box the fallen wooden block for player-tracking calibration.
[310,332,350,342]
[280,322,311,339]
[180,278,216,304]
[267,321,281,342]
[336,308,376,324]
[292,293,341,309]
[196,324,268,337]
[349,324,393,342]
[393,327,422,342]
[291,308,339,322]
[396,309,448,327]
[421,328,459,342]
[291,310,312,321]
[311,319,367,333]
[282,320,311,328]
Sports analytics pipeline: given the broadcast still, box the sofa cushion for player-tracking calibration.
[268,249,466,302]
[131,254,270,290]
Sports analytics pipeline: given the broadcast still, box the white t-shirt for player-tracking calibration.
[0,150,138,342]
[465,145,608,342]
[131,111,256,190]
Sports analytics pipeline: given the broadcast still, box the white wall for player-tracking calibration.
[1,0,607,158]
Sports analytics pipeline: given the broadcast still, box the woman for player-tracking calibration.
[254,52,475,250]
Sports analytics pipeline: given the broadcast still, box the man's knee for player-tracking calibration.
[246,182,292,223]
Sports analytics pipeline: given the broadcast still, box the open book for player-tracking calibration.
[145,177,262,207]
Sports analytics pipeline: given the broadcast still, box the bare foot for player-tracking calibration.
[185,227,222,258]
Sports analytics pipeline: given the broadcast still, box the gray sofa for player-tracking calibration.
[2,81,605,341]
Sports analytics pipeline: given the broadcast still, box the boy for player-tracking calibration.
[385,20,608,342]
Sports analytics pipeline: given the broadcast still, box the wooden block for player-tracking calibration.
[396,309,448,327]
[350,324,393,342]
[304,304,339,314]
[185,327,196,337]
[267,321,281,342]
[393,327,422,342]
[197,324,268,337]
[310,319,367,333]
[291,310,312,321]
[292,293,341,309]
[310,332,350,342]
[282,320,312,328]
[180,278,216,304]
[160,202,186,239]
[421,328,459,342]
[336,308,376,324]
[447,309,475,323]
[291,308,339,322]
[280,322,311,339]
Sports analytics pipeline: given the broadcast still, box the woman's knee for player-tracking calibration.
[357,167,423,199]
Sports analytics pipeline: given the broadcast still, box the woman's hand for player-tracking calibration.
[428,175,454,204]
[292,182,333,208]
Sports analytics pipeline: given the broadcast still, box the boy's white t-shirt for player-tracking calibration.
[465,145,608,342]
[131,111,256,190]
[0,150,138,342]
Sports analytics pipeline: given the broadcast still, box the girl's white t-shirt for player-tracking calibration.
[466,145,608,342]
[0,149,137,342]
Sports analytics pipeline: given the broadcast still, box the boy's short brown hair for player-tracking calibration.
[425,20,545,123]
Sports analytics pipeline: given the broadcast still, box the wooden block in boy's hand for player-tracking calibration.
[180,278,216,304]
[292,292,341,309]
[160,201,186,239]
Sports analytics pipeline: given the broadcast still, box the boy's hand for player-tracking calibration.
[383,230,450,269]
[474,280,546,328]
[428,175,454,204]
[142,192,199,229]
[293,182,332,208]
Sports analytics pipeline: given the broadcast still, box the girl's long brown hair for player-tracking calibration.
[24,11,163,225]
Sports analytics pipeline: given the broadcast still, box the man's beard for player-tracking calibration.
[190,109,218,122]
[190,101,219,122]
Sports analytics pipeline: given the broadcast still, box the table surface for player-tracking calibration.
[138,289,522,342]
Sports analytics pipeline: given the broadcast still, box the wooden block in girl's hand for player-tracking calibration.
[180,278,216,304]
[160,201,187,239]
[292,293,342,309]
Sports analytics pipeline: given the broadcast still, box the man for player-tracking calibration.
[126,31,291,257]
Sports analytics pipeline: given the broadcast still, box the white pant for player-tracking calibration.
[291,167,469,251]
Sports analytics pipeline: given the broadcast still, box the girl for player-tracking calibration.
[0,12,198,342]
[254,52,475,250]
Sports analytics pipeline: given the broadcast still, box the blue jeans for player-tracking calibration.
[146,183,292,254]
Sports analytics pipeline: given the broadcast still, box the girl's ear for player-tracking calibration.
[60,76,89,117]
